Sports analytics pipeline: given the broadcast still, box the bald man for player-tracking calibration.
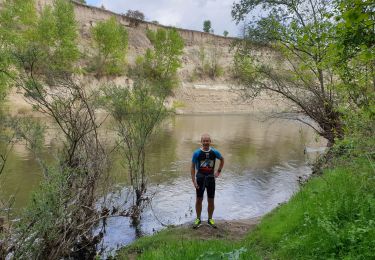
[191,134,224,228]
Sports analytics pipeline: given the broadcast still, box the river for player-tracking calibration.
[0,114,324,255]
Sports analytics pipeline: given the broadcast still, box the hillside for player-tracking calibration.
[4,0,285,114]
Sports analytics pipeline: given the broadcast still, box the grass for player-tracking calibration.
[117,134,375,259]
[247,157,375,259]
[116,227,259,259]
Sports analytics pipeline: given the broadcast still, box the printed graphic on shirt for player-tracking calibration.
[199,152,215,174]
[192,148,222,175]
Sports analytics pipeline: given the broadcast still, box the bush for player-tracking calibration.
[90,17,128,77]
[193,45,224,80]
[132,28,184,97]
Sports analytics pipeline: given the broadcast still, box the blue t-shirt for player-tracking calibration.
[192,147,222,175]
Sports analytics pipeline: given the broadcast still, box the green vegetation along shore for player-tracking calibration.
[117,117,375,259]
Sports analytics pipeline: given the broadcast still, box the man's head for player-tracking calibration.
[201,133,211,149]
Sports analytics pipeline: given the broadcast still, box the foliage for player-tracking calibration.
[0,0,79,82]
[330,0,375,113]
[102,80,169,224]
[192,45,223,80]
[41,0,80,72]
[0,1,110,257]
[134,28,184,97]
[245,117,375,259]
[13,163,104,259]
[126,9,145,20]
[7,57,109,257]
[90,17,128,77]
[108,28,183,223]
[223,30,229,37]
[0,0,37,100]
[232,0,346,146]
[203,20,212,33]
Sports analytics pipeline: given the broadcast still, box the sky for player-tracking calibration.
[85,0,242,37]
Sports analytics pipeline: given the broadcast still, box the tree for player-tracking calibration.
[232,0,344,146]
[136,28,184,97]
[223,30,229,37]
[90,17,128,76]
[126,9,145,20]
[0,0,37,100]
[105,28,184,224]
[102,81,169,224]
[203,20,212,33]
[0,1,110,257]
[35,0,80,72]
[331,0,374,113]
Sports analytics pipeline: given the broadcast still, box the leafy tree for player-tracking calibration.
[76,0,86,3]
[102,81,169,224]
[107,28,183,223]
[136,28,184,97]
[203,20,212,33]
[232,0,344,146]
[90,16,128,76]
[0,0,79,79]
[0,1,109,257]
[331,0,374,113]
[35,0,80,72]
[126,9,145,20]
[0,0,37,100]
[223,30,229,37]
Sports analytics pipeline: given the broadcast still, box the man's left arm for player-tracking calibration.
[215,157,224,178]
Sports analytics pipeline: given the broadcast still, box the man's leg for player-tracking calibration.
[207,198,214,219]
[196,197,203,219]
[206,176,217,227]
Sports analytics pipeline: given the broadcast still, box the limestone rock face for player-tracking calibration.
[2,0,284,114]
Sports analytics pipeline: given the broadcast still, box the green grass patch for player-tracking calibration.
[246,157,375,259]
[117,227,259,259]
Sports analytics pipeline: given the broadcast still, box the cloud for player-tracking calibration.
[88,0,240,37]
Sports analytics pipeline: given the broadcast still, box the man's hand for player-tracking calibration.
[193,180,199,189]
[214,171,220,178]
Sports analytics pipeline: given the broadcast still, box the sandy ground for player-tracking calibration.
[183,217,261,241]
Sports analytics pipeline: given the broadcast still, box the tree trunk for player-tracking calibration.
[319,105,344,147]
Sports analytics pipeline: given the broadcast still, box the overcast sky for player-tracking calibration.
[85,0,241,37]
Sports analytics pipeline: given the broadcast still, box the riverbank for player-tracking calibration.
[116,125,374,259]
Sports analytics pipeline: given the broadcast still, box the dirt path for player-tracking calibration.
[180,217,261,241]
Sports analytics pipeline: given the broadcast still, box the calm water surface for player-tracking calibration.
[0,114,322,254]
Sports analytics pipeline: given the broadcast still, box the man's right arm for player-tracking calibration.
[191,162,198,189]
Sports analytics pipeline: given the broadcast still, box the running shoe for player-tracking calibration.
[193,218,201,229]
[207,218,217,228]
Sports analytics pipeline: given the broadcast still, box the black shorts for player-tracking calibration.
[196,173,215,199]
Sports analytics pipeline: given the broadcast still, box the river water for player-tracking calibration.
[0,114,323,254]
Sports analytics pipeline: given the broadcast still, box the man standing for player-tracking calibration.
[191,133,224,228]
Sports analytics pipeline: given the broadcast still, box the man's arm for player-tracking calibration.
[191,162,199,189]
[215,157,224,178]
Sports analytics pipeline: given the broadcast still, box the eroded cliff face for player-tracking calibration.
[4,0,284,114]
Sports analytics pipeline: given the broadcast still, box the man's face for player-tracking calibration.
[201,136,211,148]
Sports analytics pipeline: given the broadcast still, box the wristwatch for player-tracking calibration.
[218,169,222,173]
